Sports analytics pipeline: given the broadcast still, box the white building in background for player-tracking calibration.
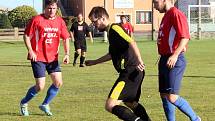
[176,0,209,16]
[209,0,215,19]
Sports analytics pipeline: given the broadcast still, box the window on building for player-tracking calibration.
[136,11,152,24]
[116,15,131,23]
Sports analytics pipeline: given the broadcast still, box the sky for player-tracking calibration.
[0,0,43,13]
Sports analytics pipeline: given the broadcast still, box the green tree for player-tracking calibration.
[8,5,37,28]
[56,8,62,17]
[0,13,12,29]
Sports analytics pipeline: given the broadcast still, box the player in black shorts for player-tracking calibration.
[85,7,151,121]
[70,13,93,67]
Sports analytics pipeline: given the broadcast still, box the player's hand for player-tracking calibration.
[137,63,145,72]
[85,60,96,66]
[90,39,94,43]
[63,55,70,64]
[136,59,145,71]
[167,54,178,69]
[28,50,37,62]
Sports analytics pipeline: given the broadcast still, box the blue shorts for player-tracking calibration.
[158,54,186,94]
[31,61,61,78]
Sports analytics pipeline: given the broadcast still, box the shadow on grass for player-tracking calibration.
[147,74,215,79]
[0,112,47,116]
[0,112,20,116]
[0,64,31,67]
[0,41,16,44]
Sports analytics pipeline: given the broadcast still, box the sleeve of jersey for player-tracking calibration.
[173,12,190,39]
[60,19,70,40]
[85,23,91,33]
[24,18,35,36]
[112,25,134,43]
[129,23,134,32]
[70,23,74,32]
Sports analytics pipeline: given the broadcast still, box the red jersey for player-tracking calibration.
[25,14,70,62]
[157,7,190,55]
[121,22,133,36]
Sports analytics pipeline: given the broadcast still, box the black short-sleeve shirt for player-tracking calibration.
[70,21,90,41]
[108,23,139,73]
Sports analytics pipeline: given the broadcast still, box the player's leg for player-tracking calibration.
[166,94,200,121]
[106,70,144,121]
[159,56,176,121]
[73,41,81,66]
[39,61,62,116]
[125,102,151,121]
[165,54,200,121]
[106,98,143,121]
[20,61,46,116]
[124,70,151,121]
[21,78,46,104]
[80,51,86,67]
[42,72,62,105]
[79,40,87,67]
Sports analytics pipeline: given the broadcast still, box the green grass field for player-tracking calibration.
[0,38,215,121]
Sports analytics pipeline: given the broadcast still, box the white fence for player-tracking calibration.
[188,5,215,39]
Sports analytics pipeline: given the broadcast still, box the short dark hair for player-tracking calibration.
[88,6,109,19]
[120,15,126,19]
[45,0,58,7]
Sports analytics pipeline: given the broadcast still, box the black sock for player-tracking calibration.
[112,105,143,121]
[73,52,79,64]
[80,56,85,65]
[132,103,151,121]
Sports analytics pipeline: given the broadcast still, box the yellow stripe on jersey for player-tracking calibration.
[110,81,125,100]
[112,25,134,43]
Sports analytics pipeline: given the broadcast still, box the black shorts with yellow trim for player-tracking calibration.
[108,67,145,102]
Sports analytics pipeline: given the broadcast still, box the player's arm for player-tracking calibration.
[112,25,144,71]
[86,23,94,43]
[167,38,189,68]
[167,12,190,68]
[24,35,37,62]
[85,53,111,66]
[69,24,75,42]
[129,23,134,38]
[62,38,70,64]
[70,31,75,42]
[129,41,145,71]
[88,31,94,43]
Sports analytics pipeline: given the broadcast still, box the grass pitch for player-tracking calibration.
[0,38,214,121]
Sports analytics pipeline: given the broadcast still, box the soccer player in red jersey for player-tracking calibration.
[20,0,70,116]
[153,0,201,121]
[120,15,134,37]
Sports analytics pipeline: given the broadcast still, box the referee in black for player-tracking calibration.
[70,13,93,67]
[85,7,151,121]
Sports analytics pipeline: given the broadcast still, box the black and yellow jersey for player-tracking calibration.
[108,23,139,73]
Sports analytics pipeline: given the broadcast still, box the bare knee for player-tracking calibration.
[160,93,178,103]
[124,102,138,110]
[50,72,63,88]
[35,84,45,92]
[53,81,63,88]
[35,77,45,92]
[76,49,81,55]
[105,98,121,113]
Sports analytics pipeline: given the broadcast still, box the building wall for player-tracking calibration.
[84,0,163,32]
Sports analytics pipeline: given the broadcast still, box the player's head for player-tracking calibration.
[153,0,175,13]
[77,13,83,22]
[44,0,58,19]
[88,6,109,32]
[120,15,127,24]
[153,0,166,13]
